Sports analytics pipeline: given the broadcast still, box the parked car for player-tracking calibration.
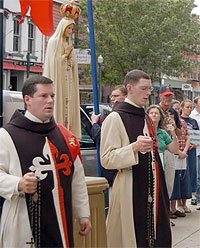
[81,103,112,122]
[80,108,98,176]
[2,90,99,177]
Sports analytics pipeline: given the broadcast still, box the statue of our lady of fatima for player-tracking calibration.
[43,0,82,140]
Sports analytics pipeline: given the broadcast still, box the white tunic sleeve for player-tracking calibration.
[0,129,22,200]
[100,112,139,170]
[72,156,90,219]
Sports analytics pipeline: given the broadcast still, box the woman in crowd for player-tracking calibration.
[180,99,199,205]
[147,104,179,169]
[170,100,192,214]
[147,105,185,224]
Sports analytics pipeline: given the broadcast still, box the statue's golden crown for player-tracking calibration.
[60,0,81,20]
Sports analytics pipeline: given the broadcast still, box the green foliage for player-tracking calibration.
[79,0,200,85]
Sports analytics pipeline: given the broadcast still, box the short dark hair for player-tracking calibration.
[22,75,53,98]
[112,85,127,96]
[124,69,150,87]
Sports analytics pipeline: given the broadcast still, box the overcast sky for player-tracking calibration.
[193,0,200,15]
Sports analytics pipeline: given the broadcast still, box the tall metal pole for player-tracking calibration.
[26,51,30,78]
[87,0,99,114]
[98,63,101,102]
[97,55,103,103]
[0,0,4,127]
[87,0,102,176]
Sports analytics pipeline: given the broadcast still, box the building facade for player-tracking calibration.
[3,0,44,91]
[2,0,93,104]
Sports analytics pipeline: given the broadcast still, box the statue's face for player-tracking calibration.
[63,24,74,38]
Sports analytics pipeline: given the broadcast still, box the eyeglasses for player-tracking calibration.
[137,86,154,92]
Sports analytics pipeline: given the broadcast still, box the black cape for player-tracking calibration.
[4,110,75,247]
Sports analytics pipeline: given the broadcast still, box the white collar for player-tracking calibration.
[125,98,144,108]
[25,111,50,123]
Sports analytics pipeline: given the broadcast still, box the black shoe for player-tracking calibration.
[173,210,186,217]
[170,212,177,219]
[191,199,197,205]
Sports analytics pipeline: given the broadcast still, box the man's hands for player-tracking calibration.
[132,135,153,153]
[18,172,38,194]
[79,217,92,236]
[91,113,101,125]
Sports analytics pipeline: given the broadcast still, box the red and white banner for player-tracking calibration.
[19,0,54,36]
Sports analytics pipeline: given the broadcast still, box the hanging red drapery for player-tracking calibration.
[19,0,54,36]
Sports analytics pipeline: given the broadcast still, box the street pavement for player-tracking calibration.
[172,203,200,247]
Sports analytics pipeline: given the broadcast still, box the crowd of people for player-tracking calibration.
[95,70,200,246]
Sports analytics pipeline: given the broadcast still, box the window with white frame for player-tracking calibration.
[28,21,35,54]
[13,16,21,52]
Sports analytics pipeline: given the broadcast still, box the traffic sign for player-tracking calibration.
[74,49,91,64]
[182,83,192,91]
